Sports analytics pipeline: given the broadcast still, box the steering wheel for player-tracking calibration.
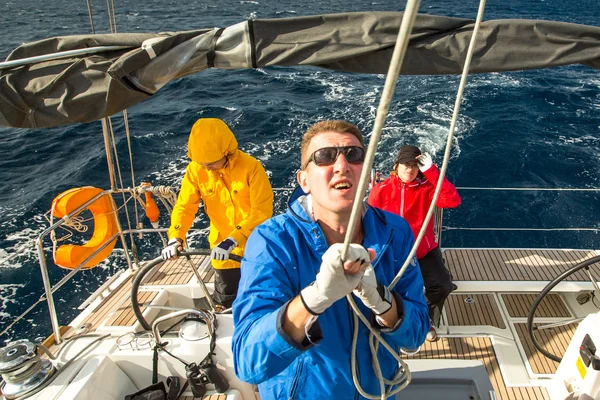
[527,255,600,362]
[131,249,242,331]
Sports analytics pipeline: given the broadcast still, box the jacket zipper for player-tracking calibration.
[400,184,405,217]
[218,172,234,205]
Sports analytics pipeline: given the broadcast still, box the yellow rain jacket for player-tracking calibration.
[168,118,273,269]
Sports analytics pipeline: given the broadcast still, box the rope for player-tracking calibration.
[106,0,115,33]
[340,0,488,397]
[110,0,117,33]
[339,0,422,397]
[390,0,488,290]
[2,359,44,384]
[85,0,96,33]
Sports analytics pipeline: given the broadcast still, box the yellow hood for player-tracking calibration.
[187,118,238,164]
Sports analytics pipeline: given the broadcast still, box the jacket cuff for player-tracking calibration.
[422,163,437,175]
[229,230,247,247]
[370,292,405,333]
[276,300,323,350]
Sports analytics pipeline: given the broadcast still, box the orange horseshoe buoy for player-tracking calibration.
[51,187,119,270]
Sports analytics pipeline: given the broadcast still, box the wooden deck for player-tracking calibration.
[408,287,577,399]
[81,255,213,329]
[502,293,571,318]
[444,248,598,282]
[514,322,578,375]
[446,293,505,328]
[71,248,594,400]
[405,337,551,400]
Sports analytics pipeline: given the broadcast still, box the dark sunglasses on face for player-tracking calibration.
[304,146,366,169]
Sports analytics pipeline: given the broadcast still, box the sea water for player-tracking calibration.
[0,0,598,340]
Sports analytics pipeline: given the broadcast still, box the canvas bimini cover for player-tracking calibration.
[1,12,599,128]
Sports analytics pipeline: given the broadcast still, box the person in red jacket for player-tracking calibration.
[368,145,461,341]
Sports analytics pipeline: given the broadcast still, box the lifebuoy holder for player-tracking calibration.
[51,187,119,270]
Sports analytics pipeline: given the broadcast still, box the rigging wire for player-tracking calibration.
[122,110,140,238]
[108,117,135,234]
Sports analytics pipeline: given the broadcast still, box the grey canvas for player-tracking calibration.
[1,12,598,128]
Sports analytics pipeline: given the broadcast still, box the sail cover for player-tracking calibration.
[1,12,599,128]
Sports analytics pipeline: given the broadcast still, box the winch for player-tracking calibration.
[0,340,56,399]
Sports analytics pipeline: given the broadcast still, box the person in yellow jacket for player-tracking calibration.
[161,118,274,309]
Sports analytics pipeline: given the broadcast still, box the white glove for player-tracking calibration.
[161,238,182,260]
[211,237,238,261]
[353,265,393,315]
[300,243,370,315]
[417,152,433,172]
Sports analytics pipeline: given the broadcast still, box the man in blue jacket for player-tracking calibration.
[232,120,429,399]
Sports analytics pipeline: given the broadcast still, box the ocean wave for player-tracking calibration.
[0,284,24,319]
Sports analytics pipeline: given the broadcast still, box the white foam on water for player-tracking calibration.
[0,207,49,270]
[148,156,188,187]
[470,72,525,88]
[135,129,178,139]
[0,284,24,318]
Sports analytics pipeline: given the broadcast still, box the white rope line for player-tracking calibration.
[106,0,115,33]
[342,0,422,259]
[390,0,488,290]
[347,0,488,397]
[110,0,117,33]
[340,0,422,398]
[85,0,95,34]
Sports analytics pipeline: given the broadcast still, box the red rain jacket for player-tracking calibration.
[368,165,461,259]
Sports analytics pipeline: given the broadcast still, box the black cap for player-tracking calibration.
[395,145,421,165]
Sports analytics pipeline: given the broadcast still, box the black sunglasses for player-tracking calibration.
[304,146,366,169]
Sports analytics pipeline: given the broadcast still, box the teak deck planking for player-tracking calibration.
[75,249,592,399]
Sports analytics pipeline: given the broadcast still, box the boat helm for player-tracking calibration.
[0,340,56,399]
[179,314,208,341]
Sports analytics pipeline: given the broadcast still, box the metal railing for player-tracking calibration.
[33,188,184,344]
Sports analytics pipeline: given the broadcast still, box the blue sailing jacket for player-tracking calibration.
[232,196,429,399]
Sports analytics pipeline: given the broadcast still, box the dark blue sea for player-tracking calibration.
[0,0,598,341]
